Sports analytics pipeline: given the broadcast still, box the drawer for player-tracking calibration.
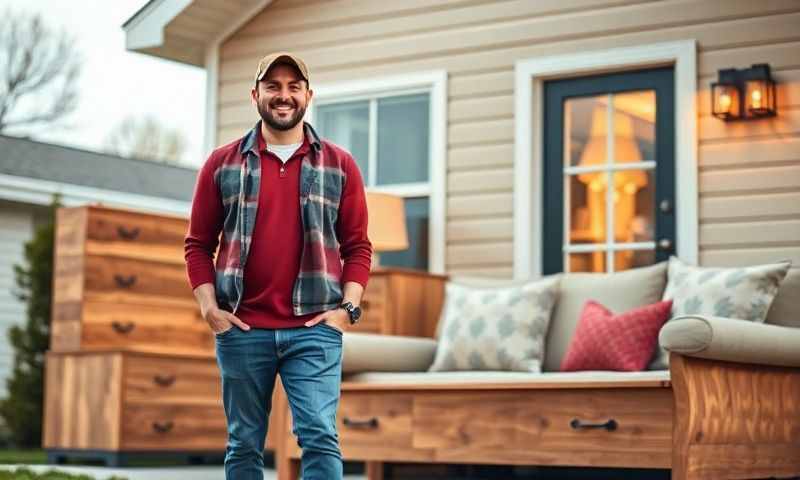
[85,207,187,264]
[413,388,673,468]
[124,354,220,405]
[121,404,227,451]
[337,392,414,454]
[78,301,213,354]
[83,254,195,306]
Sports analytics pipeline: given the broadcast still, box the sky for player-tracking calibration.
[2,0,207,168]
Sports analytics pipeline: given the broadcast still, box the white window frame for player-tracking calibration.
[513,40,698,279]
[307,70,448,274]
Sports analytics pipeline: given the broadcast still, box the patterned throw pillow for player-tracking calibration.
[648,256,792,369]
[428,276,560,372]
[561,300,673,372]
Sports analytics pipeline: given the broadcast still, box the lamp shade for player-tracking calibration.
[365,191,408,252]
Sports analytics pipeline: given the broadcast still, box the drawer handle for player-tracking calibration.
[117,226,140,240]
[152,421,174,434]
[153,374,176,387]
[114,274,137,288]
[570,418,618,431]
[343,417,379,429]
[111,321,135,334]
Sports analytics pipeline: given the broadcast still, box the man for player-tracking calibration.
[184,51,372,480]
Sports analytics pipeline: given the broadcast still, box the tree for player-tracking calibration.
[0,195,61,448]
[0,9,81,134]
[104,115,188,165]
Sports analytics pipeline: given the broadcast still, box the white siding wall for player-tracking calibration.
[217,0,800,277]
[0,201,41,399]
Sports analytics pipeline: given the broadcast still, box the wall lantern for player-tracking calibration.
[712,63,777,121]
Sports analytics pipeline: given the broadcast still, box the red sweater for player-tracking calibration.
[184,131,372,329]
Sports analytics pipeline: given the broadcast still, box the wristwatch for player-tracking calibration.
[339,301,362,325]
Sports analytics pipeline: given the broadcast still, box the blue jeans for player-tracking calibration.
[214,322,344,480]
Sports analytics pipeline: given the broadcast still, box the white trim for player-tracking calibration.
[368,182,430,198]
[310,70,448,274]
[0,174,190,216]
[513,40,698,279]
[203,0,274,157]
[123,0,192,51]
[564,161,656,175]
[565,242,656,253]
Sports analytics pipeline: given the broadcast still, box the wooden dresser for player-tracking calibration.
[43,205,225,466]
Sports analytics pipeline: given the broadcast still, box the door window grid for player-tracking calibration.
[563,93,657,273]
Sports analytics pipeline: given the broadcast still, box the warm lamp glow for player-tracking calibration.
[365,192,408,252]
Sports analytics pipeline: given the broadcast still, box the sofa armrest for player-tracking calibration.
[342,332,438,374]
[659,315,800,367]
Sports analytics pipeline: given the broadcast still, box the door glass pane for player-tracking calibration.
[614,249,656,272]
[565,96,606,167]
[612,90,656,164]
[568,174,606,244]
[316,101,370,179]
[568,251,606,273]
[376,93,429,185]
[379,197,429,270]
[612,169,655,243]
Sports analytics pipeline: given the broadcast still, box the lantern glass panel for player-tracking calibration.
[745,79,775,117]
[712,83,739,120]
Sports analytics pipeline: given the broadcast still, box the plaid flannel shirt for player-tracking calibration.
[213,121,347,315]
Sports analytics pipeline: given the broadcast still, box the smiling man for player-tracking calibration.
[184,52,372,480]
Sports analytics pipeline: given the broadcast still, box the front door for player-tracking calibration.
[542,66,676,274]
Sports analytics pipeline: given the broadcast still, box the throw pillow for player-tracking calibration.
[561,300,673,372]
[648,256,791,369]
[428,276,560,373]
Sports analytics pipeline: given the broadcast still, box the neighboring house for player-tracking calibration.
[123,0,800,279]
[0,134,196,398]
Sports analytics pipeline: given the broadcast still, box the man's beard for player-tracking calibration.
[257,98,306,131]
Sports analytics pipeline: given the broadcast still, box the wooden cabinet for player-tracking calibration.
[356,268,447,337]
[49,205,212,356]
[43,350,226,456]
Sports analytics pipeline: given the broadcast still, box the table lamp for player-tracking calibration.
[365,191,408,270]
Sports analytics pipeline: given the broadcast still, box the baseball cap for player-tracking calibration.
[254,52,310,86]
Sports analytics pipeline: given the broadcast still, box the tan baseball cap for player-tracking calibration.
[254,52,310,86]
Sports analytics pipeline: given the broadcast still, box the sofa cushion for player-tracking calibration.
[765,267,800,328]
[342,333,437,374]
[428,276,560,372]
[561,300,673,372]
[343,369,670,386]
[544,262,668,372]
[651,256,792,369]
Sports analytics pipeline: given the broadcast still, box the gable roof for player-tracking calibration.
[123,0,272,66]
[0,134,198,206]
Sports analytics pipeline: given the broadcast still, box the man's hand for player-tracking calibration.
[305,307,349,333]
[204,306,251,335]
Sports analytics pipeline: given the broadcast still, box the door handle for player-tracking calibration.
[657,238,673,251]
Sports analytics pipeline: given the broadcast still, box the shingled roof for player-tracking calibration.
[0,134,198,202]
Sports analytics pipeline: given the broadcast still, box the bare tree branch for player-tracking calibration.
[104,115,188,165]
[0,9,82,134]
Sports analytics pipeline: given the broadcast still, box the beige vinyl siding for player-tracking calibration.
[217,0,800,276]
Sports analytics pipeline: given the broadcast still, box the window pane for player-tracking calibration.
[376,93,429,185]
[378,197,429,270]
[612,169,654,243]
[569,174,606,244]
[614,249,656,272]
[613,90,656,163]
[568,251,606,273]
[565,95,606,167]
[315,101,370,180]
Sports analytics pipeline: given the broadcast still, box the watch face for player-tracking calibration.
[352,306,362,320]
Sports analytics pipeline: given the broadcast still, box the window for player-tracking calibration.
[311,72,447,272]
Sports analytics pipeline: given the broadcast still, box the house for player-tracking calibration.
[0,134,197,397]
[122,0,800,284]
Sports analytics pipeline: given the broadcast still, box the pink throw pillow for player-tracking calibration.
[560,299,673,372]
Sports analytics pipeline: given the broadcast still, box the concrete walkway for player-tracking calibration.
[1,464,366,480]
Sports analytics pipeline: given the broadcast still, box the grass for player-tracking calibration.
[0,468,126,480]
[0,451,46,465]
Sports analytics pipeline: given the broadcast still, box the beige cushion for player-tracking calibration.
[428,276,561,372]
[766,268,800,328]
[343,369,670,385]
[543,262,668,372]
[659,314,800,368]
[342,333,437,374]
